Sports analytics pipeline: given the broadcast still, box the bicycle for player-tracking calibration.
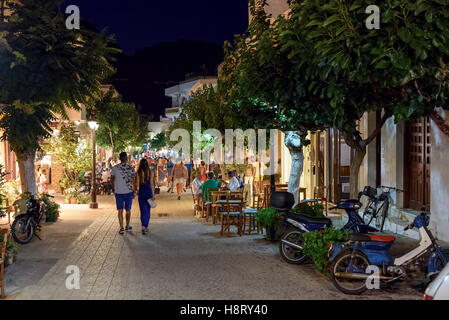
[358,185,403,232]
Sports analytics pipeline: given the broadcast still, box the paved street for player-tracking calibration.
[5,191,424,300]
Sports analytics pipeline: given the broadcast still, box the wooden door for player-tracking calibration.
[405,117,431,211]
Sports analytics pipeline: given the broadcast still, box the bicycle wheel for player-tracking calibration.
[376,204,388,232]
[362,209,375,226]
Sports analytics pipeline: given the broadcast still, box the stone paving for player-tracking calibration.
[8,190,425,300]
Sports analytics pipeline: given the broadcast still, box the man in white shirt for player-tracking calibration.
[227,171,241,192]
[111,152,136,235]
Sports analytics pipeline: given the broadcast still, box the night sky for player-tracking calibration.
[61,0,249,118]
[64,0,249,55]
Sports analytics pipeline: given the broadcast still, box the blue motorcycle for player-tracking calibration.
[273,192,377,265]
[328,209,449,295]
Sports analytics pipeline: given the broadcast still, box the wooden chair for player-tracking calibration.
[190,186,201,217]
[251,193,262,210]
[220,196,244,236]
[299,187,307,202]
[211,191,228,225]
[202,188,219,222]
[275,183,288,191]
[0,228,9,299]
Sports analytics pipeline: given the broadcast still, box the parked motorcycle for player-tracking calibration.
[328,209,449,295]
[11,193,54,244]
[275,192,377,264]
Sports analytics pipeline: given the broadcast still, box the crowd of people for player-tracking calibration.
[108,152,261,235]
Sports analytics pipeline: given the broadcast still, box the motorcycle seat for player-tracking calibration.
[292,214,332,226]
[349,233,396,242]
[349,233,372,242]
[362,233,396,242]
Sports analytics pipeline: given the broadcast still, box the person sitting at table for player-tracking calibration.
[201,171,221,203]
[226,171,241,192]
[192,171,203,200]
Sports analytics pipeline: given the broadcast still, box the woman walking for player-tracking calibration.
[137,158,155,235]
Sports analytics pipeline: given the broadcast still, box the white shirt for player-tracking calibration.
[227,176,240,192]
[102,170,111,182]
[111,163,136,194]
[192,178,202,195]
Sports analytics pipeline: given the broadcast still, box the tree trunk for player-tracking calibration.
[285,131,306,206]
[109,129,115,159]
[349,147,366,199]
[16,149,37,195]
[344,111,392,199]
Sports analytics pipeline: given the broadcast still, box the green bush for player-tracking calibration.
[0,233,20,261]
[291,202,325,218]
[41,194,61,222]
[255,206,282,229]
[0,180,20,206]
[303,227,351,276]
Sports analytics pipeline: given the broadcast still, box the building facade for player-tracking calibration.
[253,0,449,242]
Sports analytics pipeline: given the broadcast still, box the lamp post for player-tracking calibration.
[88,120,100,209]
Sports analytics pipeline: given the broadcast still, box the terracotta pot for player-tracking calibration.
[70,198,77,204]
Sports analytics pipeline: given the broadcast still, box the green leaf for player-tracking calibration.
[323,15,341,27]
[375,60,389,69]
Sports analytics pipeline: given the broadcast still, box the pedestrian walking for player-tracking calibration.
[111,152,137,235]
[170,160,189,200]
[166,158,174,193]
[137,158,155,235]
[185,160,193,189]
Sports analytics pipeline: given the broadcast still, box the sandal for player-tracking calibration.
[119,228,125,234]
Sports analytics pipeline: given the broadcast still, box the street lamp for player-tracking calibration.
[88,120,100,209]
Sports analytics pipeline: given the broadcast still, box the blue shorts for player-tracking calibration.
[115,192,134,211]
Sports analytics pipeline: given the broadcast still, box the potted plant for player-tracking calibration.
[255,207,282,242]
[42,194,61,223]
[65,186,80,204]
[1,234,20,266]
[0,180,20,211]
[302,227,351,277]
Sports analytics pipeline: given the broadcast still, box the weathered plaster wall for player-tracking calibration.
[430,109,449,242]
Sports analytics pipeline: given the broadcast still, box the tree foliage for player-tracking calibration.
[0,0,119,192]
[96,100,148,155]
[0,104,55,153]
[41,125,91,182]
[149,132,168,151]
[281,0,449,142]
